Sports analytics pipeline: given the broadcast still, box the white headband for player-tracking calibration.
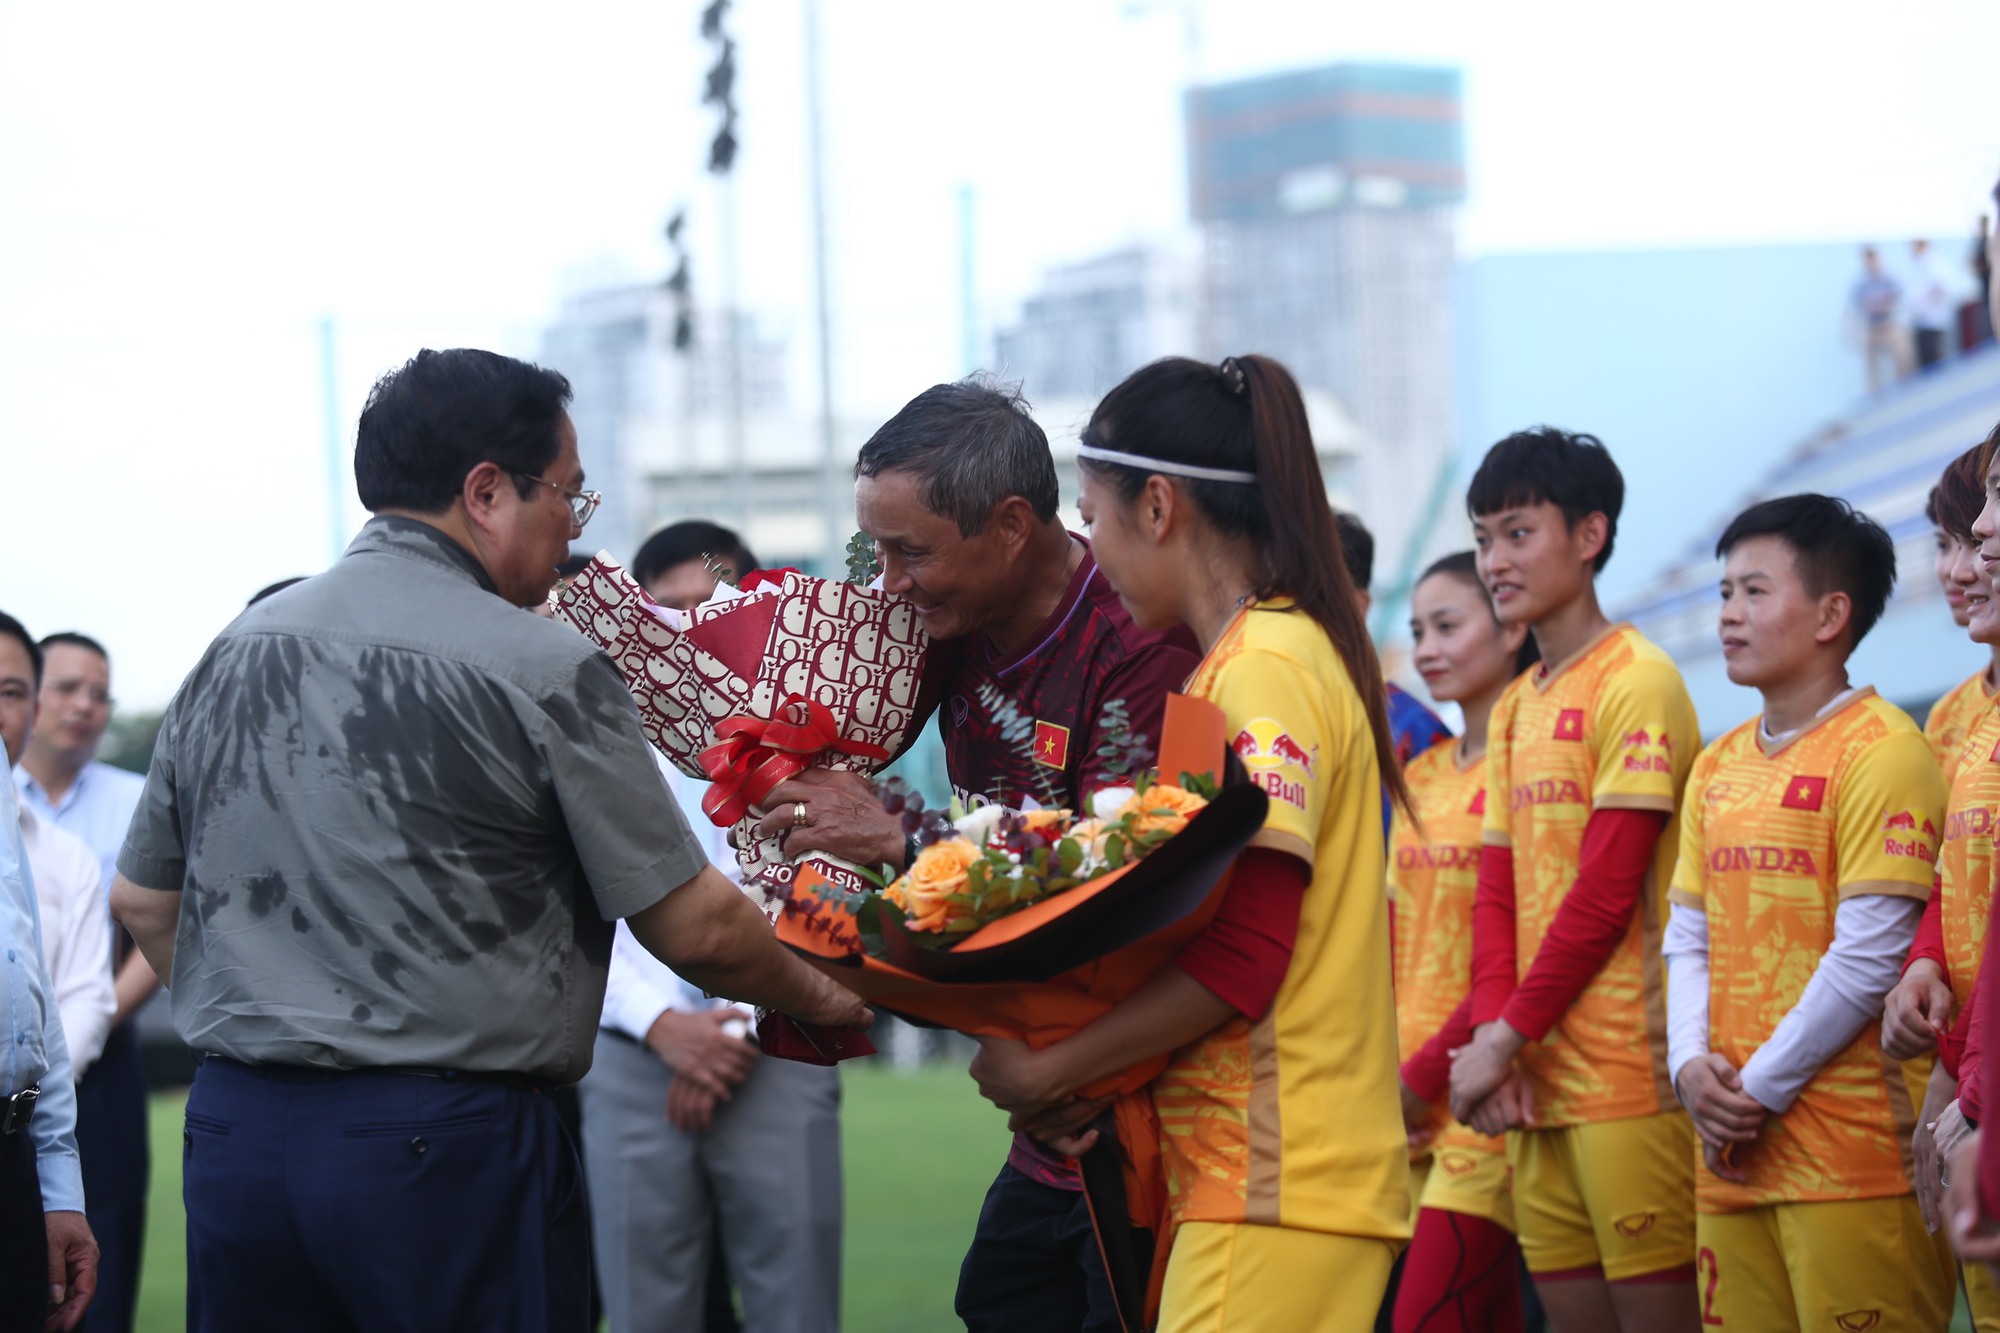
[1075,443,1258,485]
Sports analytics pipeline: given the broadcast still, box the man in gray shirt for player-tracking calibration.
[111,348,866,1333]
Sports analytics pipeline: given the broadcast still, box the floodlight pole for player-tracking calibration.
[804,0,842,573]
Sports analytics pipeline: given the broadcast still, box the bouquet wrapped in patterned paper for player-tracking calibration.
[551,553,943,907]
[772,695,1268,1333]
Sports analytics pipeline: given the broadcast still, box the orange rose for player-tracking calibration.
[1019,809,1071,836]
[886,838,981,933]
[1115,784,1208,837]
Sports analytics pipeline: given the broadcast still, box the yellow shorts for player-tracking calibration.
[1407,1155,1430,1231]
[1695,1196,1951,1332]
[1967,1257,2000,1332]
[1420,1135,1515,1233]
[1508,1111,1694,1281]
[1157,1222,1399,1333]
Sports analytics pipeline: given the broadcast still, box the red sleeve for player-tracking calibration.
[1401,994,1474,1103]
[1979,873,2000,1215]
[1966,978,1987,1125]
[1944,989,1972,1081]
[1906,878,1948,975]
[1498,807,1671,1042]
[1177,848,1308,1021]
[1469,845,1519,1024]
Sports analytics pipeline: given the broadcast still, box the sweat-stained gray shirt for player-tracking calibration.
[117,516,708,1083]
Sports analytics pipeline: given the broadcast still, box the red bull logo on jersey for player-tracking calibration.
[1879,810,1937,861]
[1707,844,1821,876]
[1232,718,1316,810]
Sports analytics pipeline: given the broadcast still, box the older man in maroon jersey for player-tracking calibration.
[761,378,1197,1333]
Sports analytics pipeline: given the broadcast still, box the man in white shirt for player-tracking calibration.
[1909,238,1956,371]
[15,632,150,1333]
[577,523,843,1333]
[0,617,114,1078]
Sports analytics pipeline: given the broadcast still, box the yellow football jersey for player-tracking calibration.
[1388,741,1505,1166]
[1669,692,1945,1211]
[1154,599,1409,1240]
[1925,668,1994,783]
[1941,707,2000,1016]
[1480,624,1700,1127]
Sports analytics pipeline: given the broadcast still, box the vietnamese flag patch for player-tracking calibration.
[1552,709,1585,741]
[1469,788,1486,816]
[1781,775,1827,811]
[1033,720,1071,770]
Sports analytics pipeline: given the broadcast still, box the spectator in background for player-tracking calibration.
[633,520,759,608]
[14,632,150,1333]
[580,518,843,1333]
[1334,510,1453,770]
[1966,218,1993,351]
[1910,238,1954,371]
[1852,245,1910,393]
[0,615,114,1091]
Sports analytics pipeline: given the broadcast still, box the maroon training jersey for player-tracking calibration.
[938,536,1201,1188]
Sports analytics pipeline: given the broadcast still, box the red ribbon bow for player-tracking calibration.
[697,694,889,828]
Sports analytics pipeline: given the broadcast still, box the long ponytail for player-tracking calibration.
[1081,354,1412,815]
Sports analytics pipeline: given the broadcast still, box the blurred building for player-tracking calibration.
[993,243,1199,401]
[539,284,865,571]
[993,61,1464,624]
[1190,61,1465,619]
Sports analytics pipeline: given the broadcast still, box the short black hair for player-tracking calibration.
[1335,511,1374,591]
[37,631,108,663]
[0,613,42,687]
[354,348,574,515]
[632,520,759,588]
[854,376,1058,537]
[1715,494,1897,647]
[1466,427,1625,573]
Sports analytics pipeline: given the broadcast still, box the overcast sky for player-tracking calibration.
[4,0,1998,708]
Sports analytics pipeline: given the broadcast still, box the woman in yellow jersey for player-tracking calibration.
[1883,433,2000,1331]
[1391,552,1537,1332]
[1921,444,2000,778]
[967,353,1413,1332]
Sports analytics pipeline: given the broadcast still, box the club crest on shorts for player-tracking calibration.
[1438,1151,1478,1178]
[1611,1212,1656,1239]
[1834,1311,1881,1332]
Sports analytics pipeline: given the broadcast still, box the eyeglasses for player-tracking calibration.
[515,474,602,530]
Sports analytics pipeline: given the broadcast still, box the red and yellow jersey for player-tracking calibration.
[1154,599,1409,1240]
[1480,623,1699,1127]
[1940,707,2000,1014]
[1669,691,1945,1211]
[1926,668,1995,783]
[1388,741,1502,1162]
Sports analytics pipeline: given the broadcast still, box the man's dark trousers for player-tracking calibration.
[182,1057,590,1333]
[955,1163,1118,1333]
[76,1023,147,1333]
[1,1120,48,1333]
